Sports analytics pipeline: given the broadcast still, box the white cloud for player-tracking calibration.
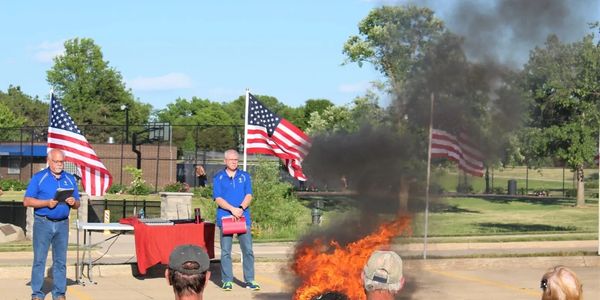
[34,41,64,63]
[338,81,371,93]
[128,73,193,91]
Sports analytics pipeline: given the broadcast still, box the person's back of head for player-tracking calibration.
[541,266,582,300]
[166,244,211,299]
[362,250,405,299]
[312,291,349,300]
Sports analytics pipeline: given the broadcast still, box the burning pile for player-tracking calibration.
[291,216,412,300]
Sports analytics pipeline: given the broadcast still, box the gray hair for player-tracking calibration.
[363,278,401,293]
[224,149,239,159]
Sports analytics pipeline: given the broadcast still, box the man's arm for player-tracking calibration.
[23,197,58,209]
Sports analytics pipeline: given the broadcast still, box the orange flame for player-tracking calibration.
[292,215,412,300]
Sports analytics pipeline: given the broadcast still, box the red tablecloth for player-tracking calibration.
[121,218,215,275]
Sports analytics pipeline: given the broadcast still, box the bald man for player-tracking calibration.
[24,149,80,300]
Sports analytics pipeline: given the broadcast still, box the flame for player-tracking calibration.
[292,215,412,300]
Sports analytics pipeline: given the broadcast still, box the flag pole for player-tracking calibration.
[597,129,599,255]
[243,89,250,172]
[424,92,434,259]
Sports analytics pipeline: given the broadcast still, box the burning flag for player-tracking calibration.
[292,216,412,300]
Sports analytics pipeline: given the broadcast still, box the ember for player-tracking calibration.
[292,216,412,300]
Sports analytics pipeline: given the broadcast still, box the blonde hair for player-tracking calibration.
[541,266,582,300]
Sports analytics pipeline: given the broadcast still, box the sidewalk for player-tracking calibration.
[1,229,599,300]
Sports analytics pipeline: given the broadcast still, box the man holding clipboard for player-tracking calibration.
[24,149,80,300]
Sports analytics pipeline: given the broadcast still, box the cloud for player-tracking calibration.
[34,41,64,63]
[128,73,193,91]
[338,81,371,93]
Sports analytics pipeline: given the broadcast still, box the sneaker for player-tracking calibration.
[246,281,261,290]
[222,281,233,291]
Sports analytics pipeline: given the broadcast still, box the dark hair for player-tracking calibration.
[312,291,349,300]
[168,261,207,296]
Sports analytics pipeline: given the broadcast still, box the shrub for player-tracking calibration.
[565,189,577,198]
[163,182,190,193]
[492,187,505,194]
[192,186,213,199]
[456,183,473,193]
[249,159,307,237]
[107,183,127,194]
[0,179,27,191]
[124,166,152,195]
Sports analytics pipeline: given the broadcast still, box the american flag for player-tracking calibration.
[246,93,311,181]
[47,95,113,195]
[431,129,484,177]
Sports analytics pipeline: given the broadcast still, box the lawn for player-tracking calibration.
[411,196,599,238]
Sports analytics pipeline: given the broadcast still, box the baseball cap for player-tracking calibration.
[168,244,210,275]
[363,250,403,284]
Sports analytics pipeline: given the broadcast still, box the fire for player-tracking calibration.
[292,215,412,300]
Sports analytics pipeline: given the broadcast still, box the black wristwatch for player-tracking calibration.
[238,205,245,211]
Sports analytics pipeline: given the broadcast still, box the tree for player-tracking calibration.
[0,85,48,126]
[47,38,151,143]
[343,5,445,92]
[157,97,238,151]
[0,101,26,141]
[522,33,600,206]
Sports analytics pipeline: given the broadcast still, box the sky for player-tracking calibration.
[0,1,386,110]
[1,1,598,111]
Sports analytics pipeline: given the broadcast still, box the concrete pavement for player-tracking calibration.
[1,228,599,299]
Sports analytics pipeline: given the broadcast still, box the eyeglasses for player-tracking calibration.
[51,160,65,164]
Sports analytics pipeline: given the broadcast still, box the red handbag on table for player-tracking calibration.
[221,216,247,235]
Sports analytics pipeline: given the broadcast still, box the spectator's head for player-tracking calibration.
[541,266,582,300]
[166,244,210,299]
[362,251,405,295]
[195,165,205,176]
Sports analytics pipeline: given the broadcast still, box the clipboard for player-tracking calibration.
[54,188,74,202]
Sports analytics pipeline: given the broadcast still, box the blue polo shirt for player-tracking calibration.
[213,168,252,227]
[25,168,80,220]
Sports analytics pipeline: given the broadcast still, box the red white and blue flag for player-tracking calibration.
[245,93,311,181]
[431,129,484,177]
[47,95,113,195]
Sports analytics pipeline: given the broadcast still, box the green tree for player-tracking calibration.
[47,38,151,142]
[157,97,238,151]
[0,85,48,126]
[0,101,26,141]
[522,33,600,206]
[343,5,445,92]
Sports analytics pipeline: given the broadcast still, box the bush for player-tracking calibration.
[107,183,127,194]
[192,186,213,199]
[249,159,307,238]
[163,182,190,192]
[124,166,152,195]
[0,179,27,191]
[492,187,505,194]
[565,189,577,198]
[456,183,473,193]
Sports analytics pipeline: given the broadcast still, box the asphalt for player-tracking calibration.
[1,228,599,299]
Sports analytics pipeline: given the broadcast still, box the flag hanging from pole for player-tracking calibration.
[245,93,311,181]
[47,95,113,196]
[431,128,484,177]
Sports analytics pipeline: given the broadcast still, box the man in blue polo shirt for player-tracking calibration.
[24,149,80,300]
[213,149,259,291]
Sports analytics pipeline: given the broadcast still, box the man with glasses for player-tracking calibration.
[212,149,259,291]
[24,149,80,300]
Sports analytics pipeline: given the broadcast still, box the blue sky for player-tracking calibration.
[1,1,385,110]
[1,1,598,111]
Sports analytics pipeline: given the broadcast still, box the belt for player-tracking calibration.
[35,215,68,222]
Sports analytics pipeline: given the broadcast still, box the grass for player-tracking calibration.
[411,197,598,238]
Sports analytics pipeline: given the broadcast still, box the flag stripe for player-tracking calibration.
[48,96,112,196]
[245,93,310,181]
[431,129,484,177]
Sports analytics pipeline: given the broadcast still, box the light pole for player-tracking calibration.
[120,105,129,144]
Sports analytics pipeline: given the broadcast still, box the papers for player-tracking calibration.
[54,188,74,202]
